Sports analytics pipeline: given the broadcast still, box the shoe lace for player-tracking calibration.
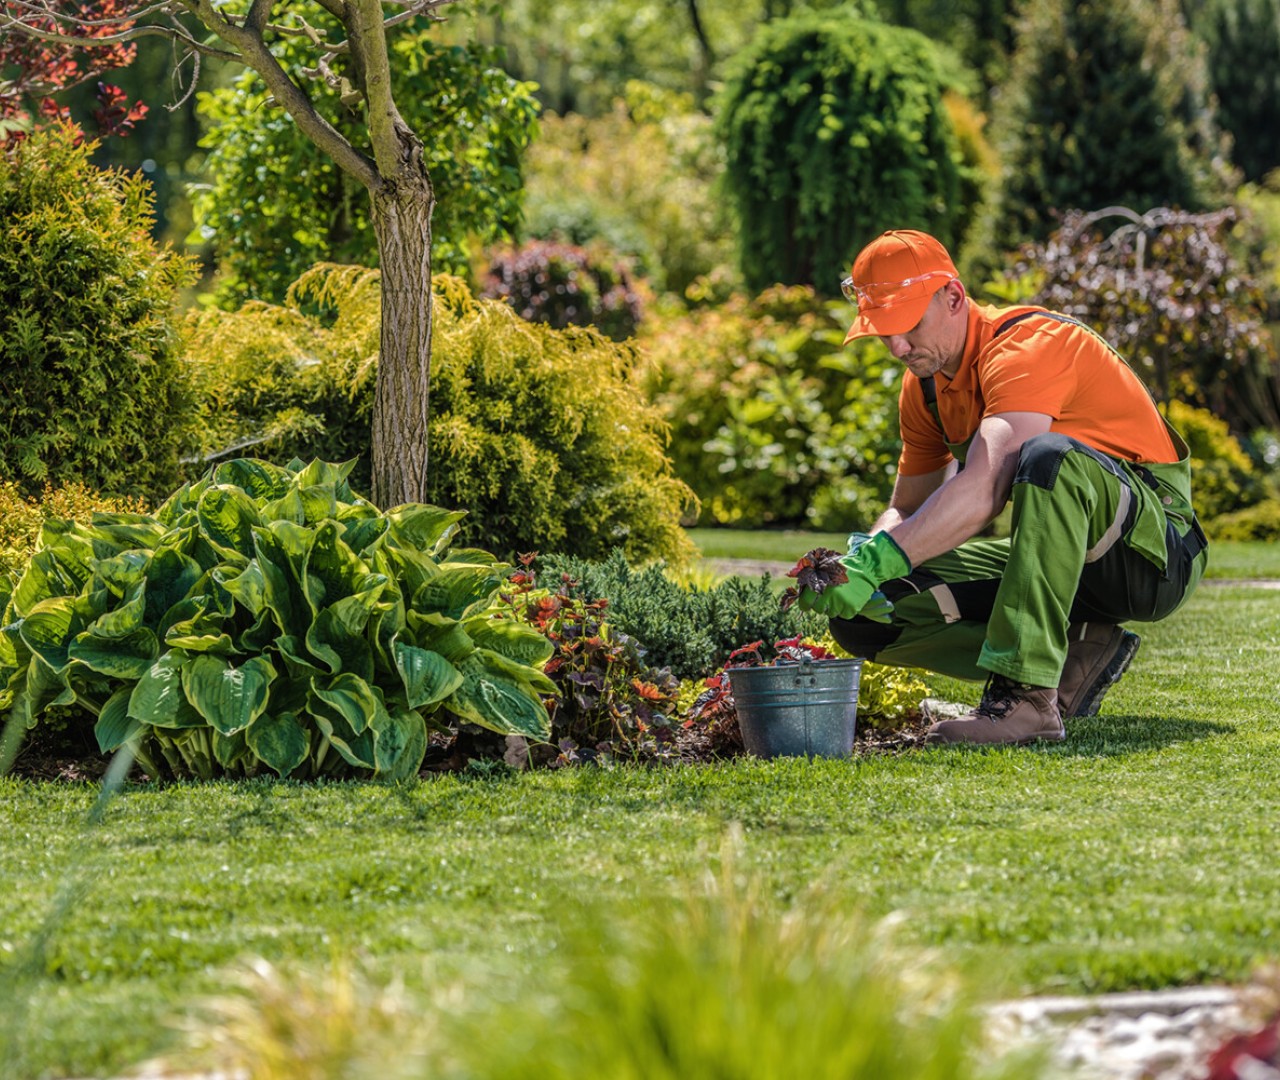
[976,676,1021,721]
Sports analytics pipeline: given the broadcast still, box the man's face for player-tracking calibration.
[878,283,965,379]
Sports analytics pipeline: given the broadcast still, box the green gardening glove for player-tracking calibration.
[798,532,911,621]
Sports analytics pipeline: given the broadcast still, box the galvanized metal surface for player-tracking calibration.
[728,658,862,759]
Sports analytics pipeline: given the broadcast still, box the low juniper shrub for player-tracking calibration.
[539,549,826,682]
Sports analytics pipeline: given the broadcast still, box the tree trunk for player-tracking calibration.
[370,177,435,508]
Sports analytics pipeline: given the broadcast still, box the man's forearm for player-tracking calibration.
[884,467,1005,567]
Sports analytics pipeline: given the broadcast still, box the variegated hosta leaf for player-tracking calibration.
[181,654,276,736]
[447,651,552,739]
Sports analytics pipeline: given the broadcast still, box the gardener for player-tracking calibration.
[797,229,1208,745]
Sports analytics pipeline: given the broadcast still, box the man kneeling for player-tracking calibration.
[796,230,1208,745]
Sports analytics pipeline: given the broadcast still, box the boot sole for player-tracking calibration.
[1071,631,1141,718]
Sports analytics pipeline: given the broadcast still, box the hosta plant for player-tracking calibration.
[0,458,556,781]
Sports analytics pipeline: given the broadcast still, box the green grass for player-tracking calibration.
[689,529,1280,580]
[1198,539,1280,579]
[687,527,848,562]
[4,582,1280,1077]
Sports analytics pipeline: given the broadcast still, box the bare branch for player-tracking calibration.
[3,0,178,30]
[0,12,242,62]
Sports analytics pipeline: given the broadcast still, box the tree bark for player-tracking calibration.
[371,174,435,509]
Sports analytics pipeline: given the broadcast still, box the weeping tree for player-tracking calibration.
[2,0,470,508]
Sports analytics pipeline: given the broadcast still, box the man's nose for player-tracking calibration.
[884,335,911,358]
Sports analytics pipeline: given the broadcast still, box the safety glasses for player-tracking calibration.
[840,270,956,309]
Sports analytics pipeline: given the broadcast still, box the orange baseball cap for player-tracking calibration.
[842,230,959,344]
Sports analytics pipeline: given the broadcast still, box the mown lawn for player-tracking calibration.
[689,528,1280,580]
[2,576,1279,1078]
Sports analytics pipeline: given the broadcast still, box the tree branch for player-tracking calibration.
[180,0,379,189]
[0,12,242,62]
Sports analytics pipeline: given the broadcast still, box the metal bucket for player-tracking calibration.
[727,658,863,759]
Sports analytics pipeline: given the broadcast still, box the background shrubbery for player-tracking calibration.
[638,286,900,530]
[183,266,695,565]
[0,126,196,501]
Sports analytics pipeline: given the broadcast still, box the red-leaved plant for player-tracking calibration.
[498,554,680,764]
[779,547,848,612]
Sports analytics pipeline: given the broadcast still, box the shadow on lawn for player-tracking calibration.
[1051,714,1232,757]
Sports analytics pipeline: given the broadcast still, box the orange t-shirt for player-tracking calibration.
[897,302,1178,476]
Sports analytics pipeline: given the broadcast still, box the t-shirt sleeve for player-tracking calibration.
[897,377,953,476]
[979,324,1079,419]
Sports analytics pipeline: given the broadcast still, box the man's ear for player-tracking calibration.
[944,279,968,314]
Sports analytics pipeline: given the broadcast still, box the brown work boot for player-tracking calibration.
[1057,623,1141,718]
[925,675,1065,746]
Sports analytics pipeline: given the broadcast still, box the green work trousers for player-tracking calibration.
[829,433,1208,686]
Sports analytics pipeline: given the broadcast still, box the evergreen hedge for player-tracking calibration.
[0,126,196,500]
[715,12,970,295]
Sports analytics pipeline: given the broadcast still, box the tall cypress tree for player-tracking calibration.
[1195,0,1280,183]
[985,0,1224,249]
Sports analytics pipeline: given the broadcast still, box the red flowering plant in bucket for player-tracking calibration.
[685,635,842,755]
[496,554,680,764]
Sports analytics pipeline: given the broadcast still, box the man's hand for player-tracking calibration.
[798,532,910,620]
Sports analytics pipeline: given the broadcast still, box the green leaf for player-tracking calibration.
[447,651,551,739]
[298,484,338,525]
[129,652,204,728]
[69,627,158,679]
[303,520,376,613]
[405,610,475,662]
[197,485,261,562]
[294,458,356,489]
[164,630,236,655]
[385,504,467,553]
[260,486,307,525]
[213,728,250,770]
[212,458,294,502]
[142,546,204,626]
[93,550,150,597]
[253,523,309,636]
[371,705,427,781]
[95,686,141,752]
[413,562,505,620]
[18,597,80,673]
[393,641,463,710]
[245,711,309,778]
[89,581,146,639]
[309,672,379,736]
[463,616,555,667]
[82,514,167,551]
[340,514,389,555]
[306,588,382,679]
[218,561,266,617]
[182,653,275,736]
[13,548,88,616]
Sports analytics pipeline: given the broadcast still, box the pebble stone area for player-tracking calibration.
[988,986,1263,1078]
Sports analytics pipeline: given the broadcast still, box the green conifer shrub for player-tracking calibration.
[1193,0,1280,183]
[0,125,197,500]
[182,267,695,565]
[715,12,972,294]
[980,0,1225,252]
[540,549,826,682]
